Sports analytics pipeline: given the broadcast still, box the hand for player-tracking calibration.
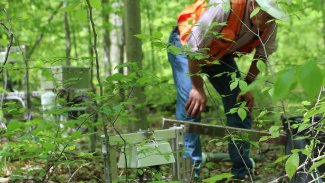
[238,92,254,112]
[185,88,207,117]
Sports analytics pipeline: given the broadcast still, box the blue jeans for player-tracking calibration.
[167,28,253,179]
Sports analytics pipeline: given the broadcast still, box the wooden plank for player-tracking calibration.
[162,118,287,145]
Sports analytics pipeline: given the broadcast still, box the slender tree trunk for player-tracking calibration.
[69,12,79,59]
[118,19,125,102]
[124,0,147,132]
[110,1,125,101]
[321,0,325,47]
[144,0,156,72]
[101,0,112,77]
[87,10,96,94]
[23,2,63,121]
[63,3,71,66]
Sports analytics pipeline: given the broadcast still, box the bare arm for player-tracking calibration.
[185,59,207,117]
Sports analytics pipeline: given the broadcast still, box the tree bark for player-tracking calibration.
[124,0,147,132]
[144,0,156,72]
[110,1,125,101]
[63,2,71,66]
[118,21,125,102]
[101,0,112,77]
[87,10,96,94]
[321,0,325,47]
[69,12,79,59]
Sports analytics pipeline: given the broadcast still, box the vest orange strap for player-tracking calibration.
[178,0,271,61]
[207,0,246,60]
[177,0,208,45]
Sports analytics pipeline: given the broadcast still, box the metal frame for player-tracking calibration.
[163,118,287,145]
[101,126,192,183]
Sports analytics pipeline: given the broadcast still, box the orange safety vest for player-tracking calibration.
[177,0,270,61]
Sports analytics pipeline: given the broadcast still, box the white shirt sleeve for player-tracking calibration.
[186,0,230,54]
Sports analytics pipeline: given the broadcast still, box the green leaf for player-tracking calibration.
[134,34,151,39]
[7,121,20,131]
[297,123,310,133]
[75,8,87,22]
[152,32,163,39]
[285,153,299,180]
[238,80,248,90]
[300,149,311,158]
[230,81,238,91]
[222,2,231,12]
[154,172,162,180]
[259,136,270,142]
[301,101,311,106]
[43,142,55,151]
[298,61,323,99]
[90,0,101,9]
[60,2,80,13]
[71,131,82,139]
[202,173,233,182]
[274,154,291,164]
[256,110,268,119]
[273,68,295,100]
[238,108,247,121]
[269,126,281,137]
[309,159,325,173]
[168,45,181,55]
[106,73,125,82]
[256,60,266,73]
[250,7,261,18]
[137,169,144,175]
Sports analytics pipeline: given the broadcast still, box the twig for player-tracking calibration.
[26,2,63,59]
[85,1,111,182]
[0,21,14,74]
[67,163,90,183]
[269,154,325,183]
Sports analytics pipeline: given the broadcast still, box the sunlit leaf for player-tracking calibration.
[256,59,265,73]
[202,173,233,182]
[285,153,299,179]
[230,81,238,91]
[60,2,80,13]
[273,68,295,100]
[89,0,101,9]
[238,80,248,90]
[250,7,261,18]
[298,61,323,99]
[309,159,325,173]
[238,108,247,121]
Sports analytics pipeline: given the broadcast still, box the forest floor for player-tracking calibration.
[1,136,287,183]
[0,113,288,183]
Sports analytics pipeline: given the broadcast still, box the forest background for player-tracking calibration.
[0,0,324,182]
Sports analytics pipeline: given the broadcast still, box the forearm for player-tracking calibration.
[188,59,204,91]
[245,55,266,84]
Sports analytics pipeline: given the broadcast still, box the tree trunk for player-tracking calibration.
[69,12,79,59]
[118,21,125,102]
[110,1,125,101]
[144,0,156,72]
[101,0,112,77]
[63,3,71,66]
[87,10,96,94]
[321,0,325,47]
[124,0,147,132]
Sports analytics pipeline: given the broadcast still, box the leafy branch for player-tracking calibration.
[0,17,14,74]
